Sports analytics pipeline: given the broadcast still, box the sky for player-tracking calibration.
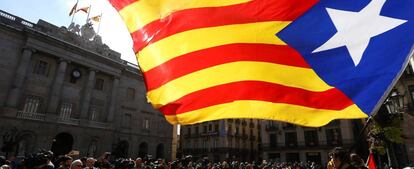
[0,0,137,64]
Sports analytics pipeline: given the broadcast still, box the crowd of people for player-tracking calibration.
[0,147,369,169]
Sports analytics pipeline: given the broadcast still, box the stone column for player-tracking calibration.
[297,127,305,146]
[80,69,96,119]
[47,59,68,113]
[6,47,35,108]
[340,120,354,144]
[106,77,119,122]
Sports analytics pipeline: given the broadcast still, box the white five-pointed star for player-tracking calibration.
[312,0,407,66]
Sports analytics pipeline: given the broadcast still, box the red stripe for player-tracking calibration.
[108,0,138,11]
[131,0,319,52]
[144,44,310,91]
[159,81,354,115]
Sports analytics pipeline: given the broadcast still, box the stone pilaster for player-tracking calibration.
[80,69,96,119]
[47,59,68,114]
[6,47,35,108]
[106,77,119,122]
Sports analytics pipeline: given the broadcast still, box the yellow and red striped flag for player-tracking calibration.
[108,0,369,126]
[76,6,90,13]
[91,15,101,22]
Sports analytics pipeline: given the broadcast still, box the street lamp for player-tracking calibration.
[384,89,405,115]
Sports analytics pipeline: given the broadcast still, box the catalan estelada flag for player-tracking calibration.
[108,0,414,126]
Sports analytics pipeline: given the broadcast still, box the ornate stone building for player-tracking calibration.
[0,10,172,160]
[180,119,262,162]
[260,119,364,165]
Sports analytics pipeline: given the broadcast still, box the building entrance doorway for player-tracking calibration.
[306,152,322,164]
[51,132,73,156]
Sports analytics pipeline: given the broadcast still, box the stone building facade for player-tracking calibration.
[260,119,363,165]
[0,10,172,160]
[391,66,414,166]
[180,119,262,162]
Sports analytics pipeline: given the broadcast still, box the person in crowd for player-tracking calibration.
[69,160,83,169]
[350,154,368,169]
[80,157,87,168]
[135,158,143,169]
[85,157,97,169]
[329,147,356,169]
[0,165,10,169]
[58,155,73,169]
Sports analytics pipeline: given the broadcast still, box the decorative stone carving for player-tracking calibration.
[81,22,96,40]
[93,35,103,46]
[68,22,81,35]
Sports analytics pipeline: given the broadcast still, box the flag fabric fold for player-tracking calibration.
[367,152,376,169]
[76,6,90,13]
[108,0,414,126]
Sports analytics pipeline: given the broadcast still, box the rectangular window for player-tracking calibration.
[187,128,191,136]
[89,106,101,121]
[123,114,132,128]
[286,153,300,163]
[304,130,319,146]
[22,95,42,113]
[269,134,277,148]
[195,126,199,135]
[285,132,298,147]
[143,119,150,129]
[408,85,414,108]
[127,87,136,100]
[33,60,49,76]
[59,103,72,119]
[326,128,342,146]
[95,78,104,90]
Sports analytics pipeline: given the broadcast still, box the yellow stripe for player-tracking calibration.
[120,0,251,32]
[138,21,290,71]
[147,61,333,108]
[165,101,368,127]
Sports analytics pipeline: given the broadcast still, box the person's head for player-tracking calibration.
[135,157,142,167]
[86,157,96,168]
[329,147,350,168]
[60,155,73,167]
[70,160,83,169]
[350,153,364,167]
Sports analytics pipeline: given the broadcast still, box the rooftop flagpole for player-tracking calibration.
[70,0,79,24]
[96,13,102,34]
[86,5,92,24]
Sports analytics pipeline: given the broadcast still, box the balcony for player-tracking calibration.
[262,139,354,151]
[57,117,80,125]
[265,125,279,131]
[200,131,219,137]
[89,120,109,129]
[16,111,46,121]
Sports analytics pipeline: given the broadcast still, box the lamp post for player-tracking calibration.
[382,89,405,169]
